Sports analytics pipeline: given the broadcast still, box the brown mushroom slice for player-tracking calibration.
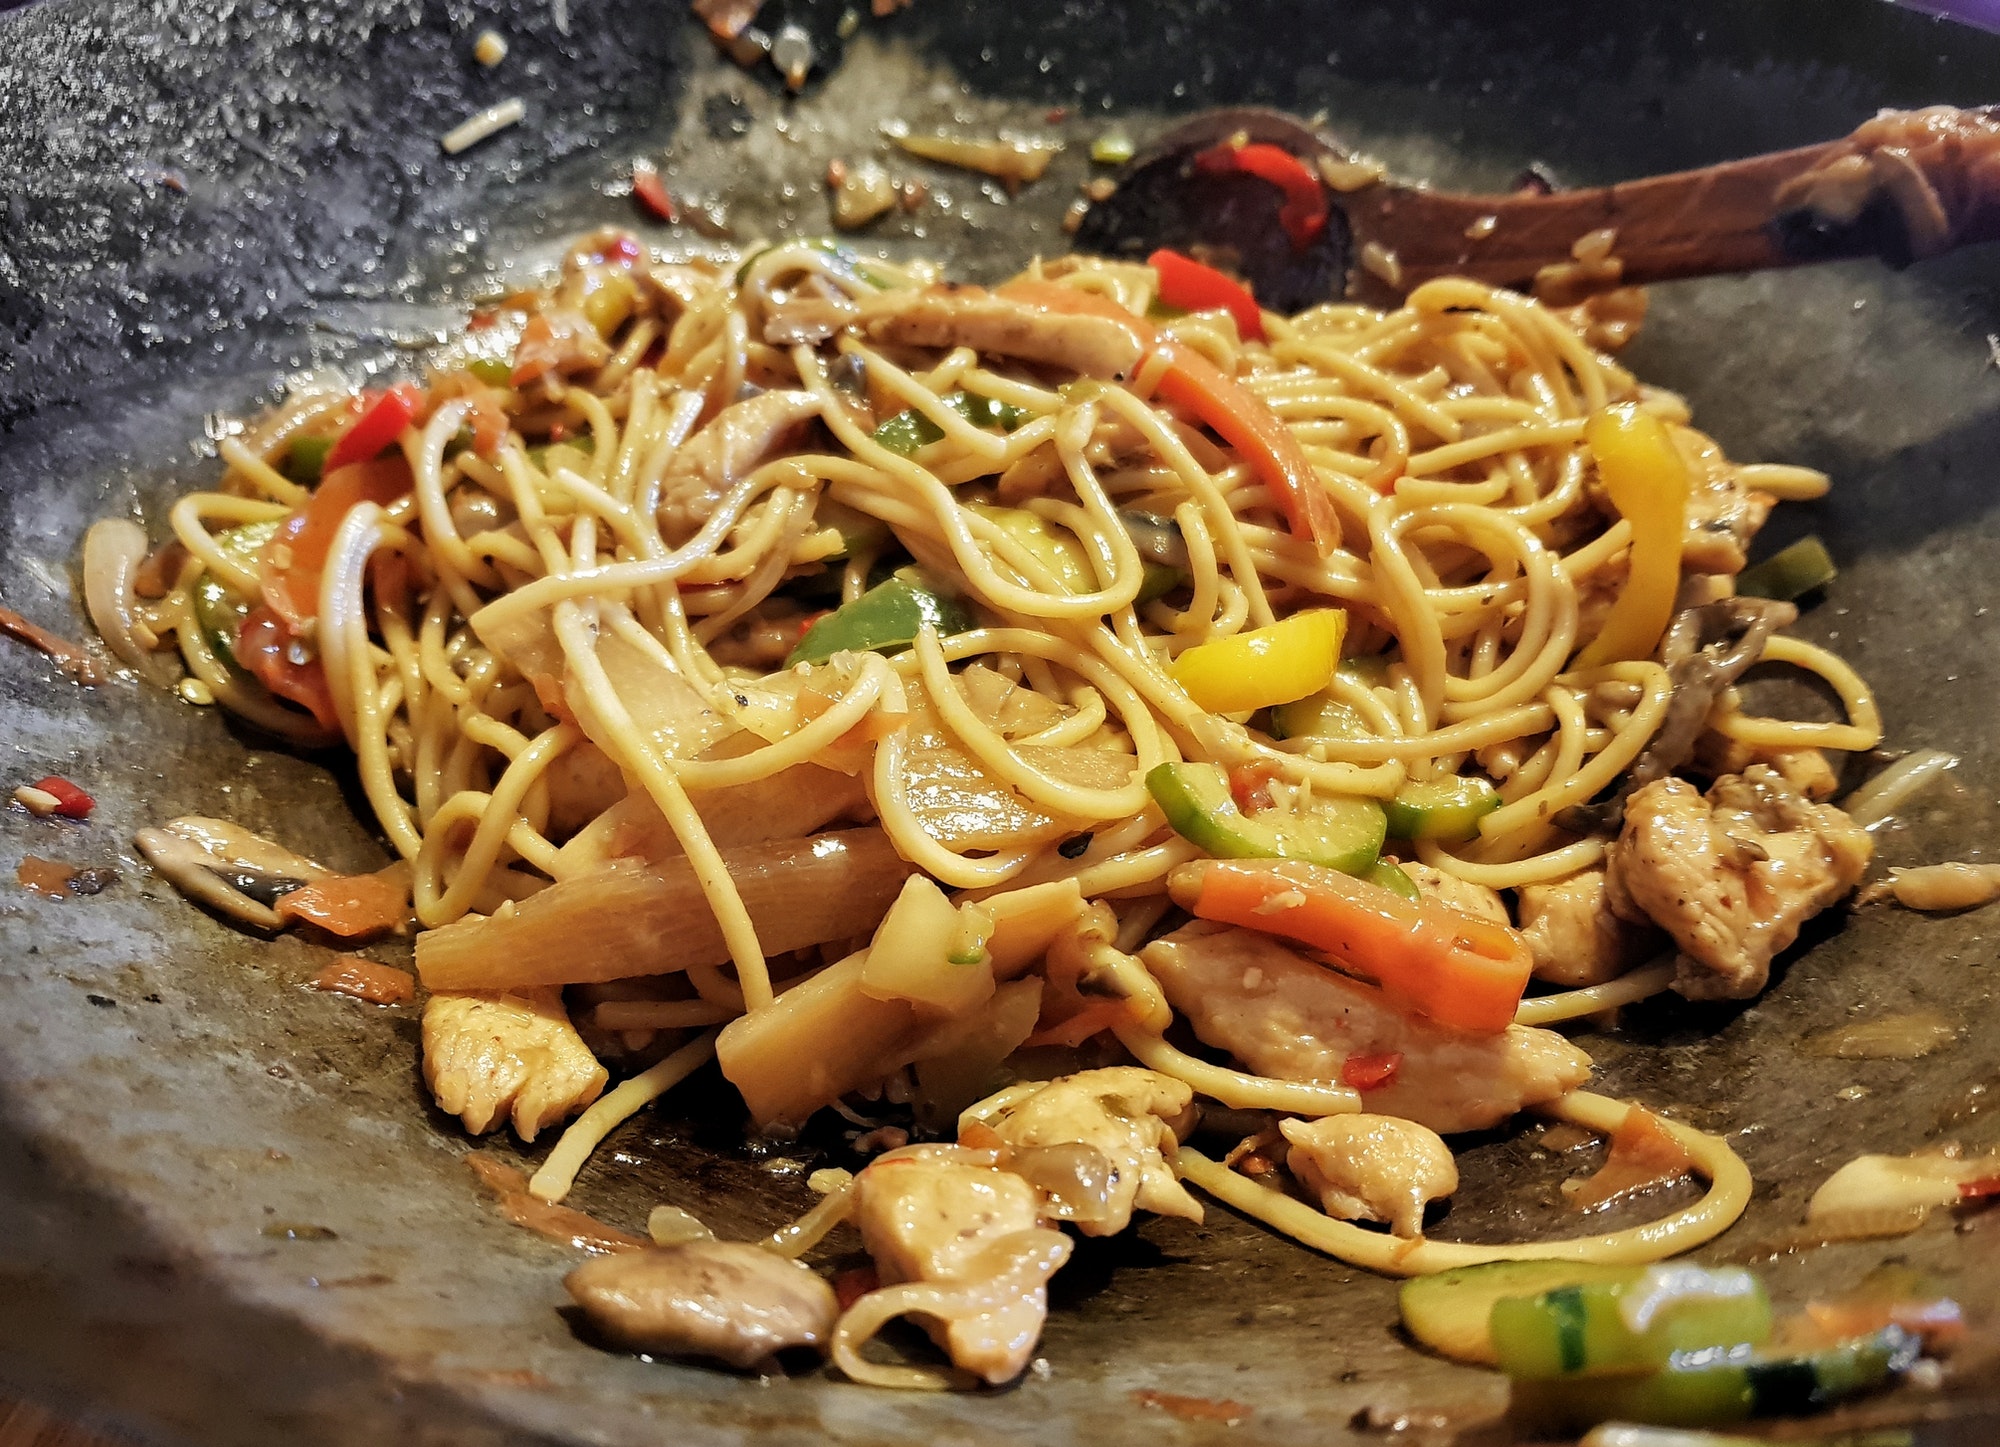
[564,1240,839,1369]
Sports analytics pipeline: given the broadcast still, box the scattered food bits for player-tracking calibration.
[1571,226,1619,263]
[897,180,928,212]
[1464,213,1499,241]
[472,29,508,66]
[836,8,861,39]
[13,785,62,818]
[441,98,527,155]
[1045,106,1070,124]
[770,22,814,91]
[1083,176,1118,203]
[17,776,94,818]
[17,856,79,899]
[1359,240,1404,289]
[1062,198,1089,234]
[311,958,417,1006]
[725,26,771,68]
[870,0,911,15]
[1316,153,1387,192]
[691,0,764,40]
[1089,131,1135,166]
[830,158,897,229]
[632,158,679,223]
[0,604,106,685]
[895,132,1061,192]
[179,676,216,706]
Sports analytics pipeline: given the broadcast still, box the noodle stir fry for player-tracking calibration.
[90,228,1886,1387]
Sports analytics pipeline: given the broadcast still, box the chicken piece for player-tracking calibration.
[983,1067,1203,1235]
[1692,731,1839,800]
[1402,861,1508,925]
[1141,923,1592,1135]
[656,389,822,541]
[1515,867,1657,988]
[1606,766,1872,1001]
[422,988,609,1141]
[564,1241,838,1368]
[852,1148,1070,1384]
[1677,432,1776,575]
[855,283,1150,380]
[1279,1114,1458,1237]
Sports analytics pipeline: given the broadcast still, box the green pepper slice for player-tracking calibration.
[281,434,335,486]
[785,573,973,667]
[191,519,281,670]
[871,391,1028,457]
[1365,859,1421,904]
[1383,775,1502,843]
[1736,535,1836,602]
[1145,761,1385,876]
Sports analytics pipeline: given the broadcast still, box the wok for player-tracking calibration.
[3,1,1999,1442]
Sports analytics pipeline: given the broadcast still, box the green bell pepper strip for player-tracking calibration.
[1145,761,1385,876]
[281,434,335,486]
[1506,1327,1919,1435]
[191,519,281,671]
[1365,859,1420,904]
[1736,535,1836,602]
[785,573,973,667]
[1492,1264,1772,1380]
[465,356,515,387]
[1383,775,1503,843]
[872,390,1029,457]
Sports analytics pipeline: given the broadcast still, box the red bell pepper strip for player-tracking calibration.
[1194,141,1328,250]
[632,159,679,223]
[1185,858,1533,1034]
[235,606,340,731]
[1340,1051,1403,1091]
[1149,341,1341,555]
[1148,248,1265,341]
[28,776,95,819]
[259,455,415,627]
[323,382,426,474]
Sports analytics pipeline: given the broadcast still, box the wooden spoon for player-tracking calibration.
[1073,105,2000,310]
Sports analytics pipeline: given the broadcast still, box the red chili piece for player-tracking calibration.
[1193,141,1328,250]
[1227,762,1278,815]
[1339,1051,1403,1091]
[632,160,679,223]
[324,382,426,473]
[1148,248,1264,341]
[236,607,340,731]
[29,776,95,819]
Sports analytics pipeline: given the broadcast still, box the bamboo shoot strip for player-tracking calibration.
[415,827,915,992]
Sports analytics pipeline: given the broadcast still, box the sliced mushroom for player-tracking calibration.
[134,816,331,928]
[564,1240,839,1369]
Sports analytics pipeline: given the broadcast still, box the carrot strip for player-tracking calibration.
[1187,859,1531,1034]
[259,455,414,627]
[275,866,410,938]
[1150,343,1341,556]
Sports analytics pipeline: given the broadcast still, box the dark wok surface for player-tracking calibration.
[4,2,2000,1443]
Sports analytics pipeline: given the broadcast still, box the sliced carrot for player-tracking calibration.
[1149,343,1340,557]
[310,958,416,1004]
[259,454,415,627]
[1187,858,1531,1034]
[275,866,410,938]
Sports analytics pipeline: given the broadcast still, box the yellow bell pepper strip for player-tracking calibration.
[1178,857,1534,1034]
[1574,404,1691,669]
[1171,607,1345,713]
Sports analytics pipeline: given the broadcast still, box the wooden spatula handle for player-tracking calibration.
[1348,104,2000,299]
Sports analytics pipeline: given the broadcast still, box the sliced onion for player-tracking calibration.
[1844,747,1957,829]
[82,518,178,685]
